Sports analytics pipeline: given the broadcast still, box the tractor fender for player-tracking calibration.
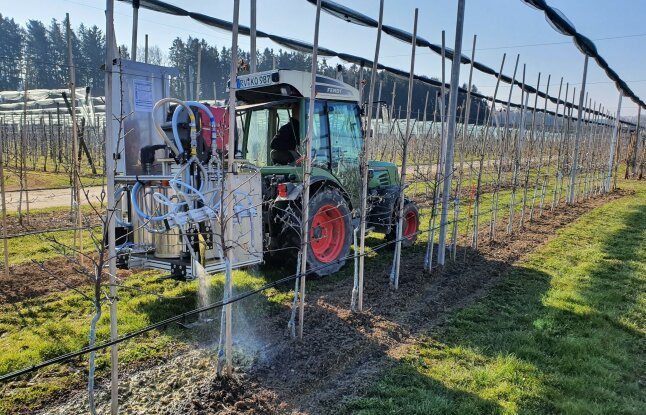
[309,176,353,211]
[273,176,351,208]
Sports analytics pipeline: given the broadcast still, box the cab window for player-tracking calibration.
[304,100,331,169]
[245,109,269,165]
[328,102,362,170]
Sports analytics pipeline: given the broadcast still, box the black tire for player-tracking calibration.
[306,187,352,276]
[385,201,420,248]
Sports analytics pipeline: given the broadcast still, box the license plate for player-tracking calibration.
[236,72,275,89]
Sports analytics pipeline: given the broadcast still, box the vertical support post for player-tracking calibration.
[188,66,194,101]
[389,81,396,124]
[250,0,257,73]
[131,0,139,61]
[423,90,429,135]
[298,0,322,340]
[20,62,30,224]
[196,44,202,101]
[633,107,641,177]
[473,53,506,249]
[606,94,622,192]
[144,34,148,63]
[103,1,119,413]
[67,13,82,260]
[450,34,476,258]
[213,81,217,102]
[0,123,8,273]
[507,69,528,235]
[224,0,241,373]
[390,7,418,290]
[437,0,466,266]
[356,0,384,312]
[568,54,588,204]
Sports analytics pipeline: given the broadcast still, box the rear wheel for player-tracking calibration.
[386,201,419,248]
[307,188,352,276]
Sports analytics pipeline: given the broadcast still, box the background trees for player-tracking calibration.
[0,13,488,123]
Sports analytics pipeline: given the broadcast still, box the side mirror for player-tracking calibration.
[368,169,375,179]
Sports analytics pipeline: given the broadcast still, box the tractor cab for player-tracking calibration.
[235,70,364,208]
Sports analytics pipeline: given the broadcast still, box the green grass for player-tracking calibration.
[3,166,104,192]
[5,228,98,266]
[0,267,289,414]
[345,181,646,414]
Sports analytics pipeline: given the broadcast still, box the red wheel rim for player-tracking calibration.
[403,210,417,240]
[310,204,345,263]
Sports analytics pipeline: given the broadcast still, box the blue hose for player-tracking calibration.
[172,101,216,153]
[131,181,173,222]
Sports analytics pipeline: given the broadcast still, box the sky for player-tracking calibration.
[2,0,646,117]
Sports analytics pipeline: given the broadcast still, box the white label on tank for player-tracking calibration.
[133,79,154,112]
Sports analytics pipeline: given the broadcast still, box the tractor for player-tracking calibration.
[234,69,419,276]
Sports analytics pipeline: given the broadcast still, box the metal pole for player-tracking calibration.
[0,122,8,273]
[250,0,257,73]
[196,44,202,101]
[357,0,384,311]
[508,68,528,235]
[390,7,418,290]
[224,0,241,373]
[67,13,82,260]
[568,54,588,204]
[606,94,622,192]
[437,0,466,266]
[633,107,641,177]
[131,0,139,61]
[451,34,476,257]
[423,90,429,134]
[390,81,396,124]
[21,62,30,224]
[298,0,322,340]
[144,34,148,63]
[104,1,119,413]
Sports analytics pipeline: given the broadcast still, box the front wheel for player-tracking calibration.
[386,201,420,248]
[307,188,352,276]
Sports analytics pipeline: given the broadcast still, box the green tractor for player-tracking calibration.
[235,70,419,276]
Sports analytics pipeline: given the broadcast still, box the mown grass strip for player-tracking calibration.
[346,181,646,415]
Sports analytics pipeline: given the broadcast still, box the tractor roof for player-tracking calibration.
[235,70,360,104]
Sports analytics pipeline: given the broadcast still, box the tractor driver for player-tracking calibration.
[270,103,301,165]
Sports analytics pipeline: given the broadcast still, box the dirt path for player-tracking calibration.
[32,191,627,415]
[3,186,104,212]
